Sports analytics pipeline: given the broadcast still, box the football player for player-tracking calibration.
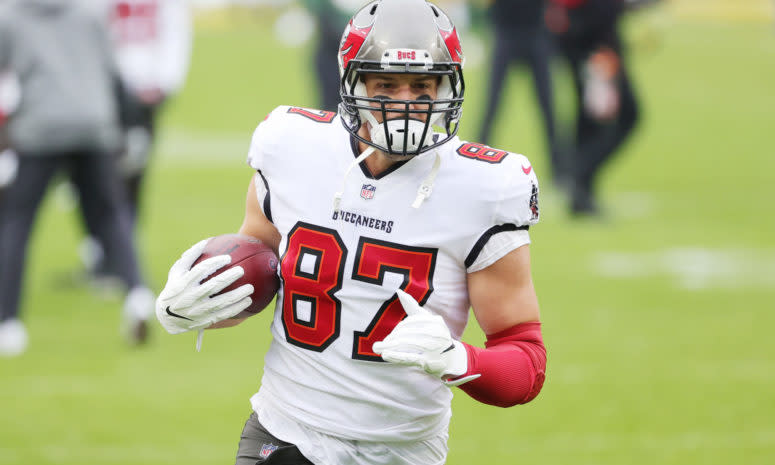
[104,0,192,223]
[77,0,192,283]
[0,0,154,356]
[545,0,640,215]
[156,1,547,463]
[477,0,563,188]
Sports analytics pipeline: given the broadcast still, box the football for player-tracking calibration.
[193,234,280,318]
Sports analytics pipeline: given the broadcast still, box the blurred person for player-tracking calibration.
[0,0,155,356]
[546,0,639,215]
[155,1,547,463]
[477,0,564,184]
[79,0,192,279]
[300,0,354,112]
[0,68,20,199]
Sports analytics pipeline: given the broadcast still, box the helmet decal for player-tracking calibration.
[339,22,373,71]
[440,27,463,64]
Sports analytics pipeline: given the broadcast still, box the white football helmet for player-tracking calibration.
[337,0,465,158]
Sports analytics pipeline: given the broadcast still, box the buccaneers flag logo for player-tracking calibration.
[339,22,373,70]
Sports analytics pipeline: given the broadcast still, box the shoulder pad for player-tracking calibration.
[451,140,539,227]
[498,152,540,227]
[247,106,340,171]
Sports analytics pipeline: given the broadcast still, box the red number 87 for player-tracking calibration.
[280,222,437,361]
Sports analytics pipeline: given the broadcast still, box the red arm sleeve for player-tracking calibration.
[454,321,547,408]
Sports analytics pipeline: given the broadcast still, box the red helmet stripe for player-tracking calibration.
[440,27,462,63]
[340,22,373,70]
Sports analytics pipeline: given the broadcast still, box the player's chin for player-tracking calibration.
[383,151,412,162]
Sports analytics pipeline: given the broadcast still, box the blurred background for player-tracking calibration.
[1,0,774,464]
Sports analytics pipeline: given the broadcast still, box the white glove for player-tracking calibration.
[0,149,18,188]
[373,290,480,386]
[155,239,254,335]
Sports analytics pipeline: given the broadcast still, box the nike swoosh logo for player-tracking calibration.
[522,165,532,175]
[441,343,455,354]
[165,306,192,321]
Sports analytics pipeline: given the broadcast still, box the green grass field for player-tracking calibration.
[2,3,774,464]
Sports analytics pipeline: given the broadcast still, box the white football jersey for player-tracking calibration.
[247,106,539,443]
[0,70,20,116]
[99,0,192,95]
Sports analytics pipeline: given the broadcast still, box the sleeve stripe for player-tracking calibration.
[464,224,528,269]
[256,170,273,223]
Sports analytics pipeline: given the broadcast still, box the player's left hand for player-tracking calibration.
[155,239,253,335]
[373,290,480,386]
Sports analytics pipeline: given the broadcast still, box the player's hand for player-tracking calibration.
[373,290,480,386]
[137,87,165,105]
[155,239,254,334]
[0,148,18,188]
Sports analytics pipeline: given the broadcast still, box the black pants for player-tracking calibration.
[235,413,314,465]
[121,97,159,225]
[80,98,157,276]
[557,27,639,204]
[124,105,159,224]
[0,150,141,321]
[478,27,561,179]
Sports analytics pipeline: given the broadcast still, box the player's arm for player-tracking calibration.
[455,244,546,407]
[208,175,282,329]
[374,245,546,408]
[374,154,545,407]
[238,173,281,255]
[468,244,539,334]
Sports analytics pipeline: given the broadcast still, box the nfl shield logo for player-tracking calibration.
[361,184,376,200]
[260,443,278,458]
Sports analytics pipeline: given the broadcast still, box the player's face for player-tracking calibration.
[362,73,439,123]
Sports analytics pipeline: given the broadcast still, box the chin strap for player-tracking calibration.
[333,145,376,213]
[333,138,441,212]
[412,150,441,209]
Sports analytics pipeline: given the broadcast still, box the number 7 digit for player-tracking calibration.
[351,237,437,361]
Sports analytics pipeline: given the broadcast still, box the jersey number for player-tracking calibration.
[456,142,508,164]
[287,107,336,123]
[280,222,437,361]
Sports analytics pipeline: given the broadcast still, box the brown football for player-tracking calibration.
[193,234,280,318]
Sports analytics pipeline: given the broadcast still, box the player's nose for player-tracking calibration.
[386,88,431,110]
[387,84,423,102]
